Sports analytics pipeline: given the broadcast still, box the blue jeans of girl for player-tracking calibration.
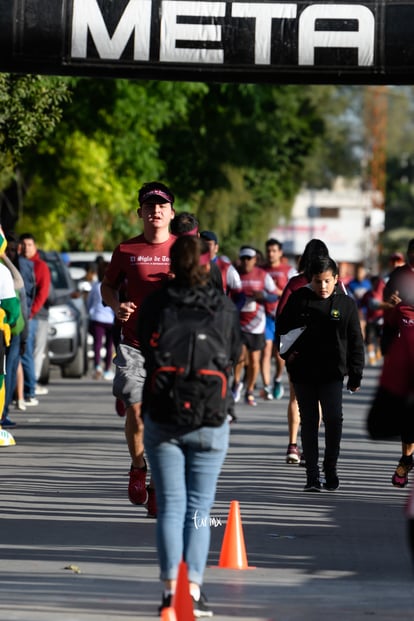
[144,414,229,585]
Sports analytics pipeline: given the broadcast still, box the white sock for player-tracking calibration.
[163,589,174,598]
[189,585,200,601]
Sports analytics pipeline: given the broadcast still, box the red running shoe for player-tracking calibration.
[146,486,157,518]
[115,398,126,417]
[392,458,413,488]
[286,443,301,464]
[128,464,148,505]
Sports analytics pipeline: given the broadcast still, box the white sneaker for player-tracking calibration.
[103,370,114,381]
[16,399,26,411]
[261,385,274,401]
[35,384,49,395]
[232,381,244,404]
[25,397,39,407]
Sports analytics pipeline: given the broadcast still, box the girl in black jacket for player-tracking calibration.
[276,256,364,492]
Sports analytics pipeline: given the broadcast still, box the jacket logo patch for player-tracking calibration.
[331,309,340,320]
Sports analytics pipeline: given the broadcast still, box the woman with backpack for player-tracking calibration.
[138,235,241,618]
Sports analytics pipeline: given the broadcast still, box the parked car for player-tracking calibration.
[67,251,112,285]
[38,251,89,382]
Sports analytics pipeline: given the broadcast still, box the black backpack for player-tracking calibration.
[147,295,232,429]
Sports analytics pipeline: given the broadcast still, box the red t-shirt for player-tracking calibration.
[105,233,176,347]
[263,262,292,316]
[238,266,276,334]
[381,303,414,397]
[361,278,385,323]
[216,256,232,292]
[277,273,308,317]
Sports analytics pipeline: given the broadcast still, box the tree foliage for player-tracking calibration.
[19,79,208,249]
[383,87,414,236]
[0,74,69,202]
[160,83,325,255]
[3,76,414,256]
[17,78,330,255]
[300,86,363,188]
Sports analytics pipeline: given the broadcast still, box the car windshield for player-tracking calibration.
[40,252,74,291]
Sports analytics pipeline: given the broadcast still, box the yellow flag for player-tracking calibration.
[0,225,7,254]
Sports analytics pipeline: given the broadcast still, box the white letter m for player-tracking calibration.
[71,0,151,61]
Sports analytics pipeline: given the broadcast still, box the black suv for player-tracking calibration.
[39,251,89,382]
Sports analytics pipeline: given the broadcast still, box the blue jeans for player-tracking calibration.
[21,318,37,399]
[144,415,229,585]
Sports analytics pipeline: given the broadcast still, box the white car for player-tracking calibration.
[39,251,89,381]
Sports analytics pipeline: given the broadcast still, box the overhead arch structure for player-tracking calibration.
[1,0,414,84]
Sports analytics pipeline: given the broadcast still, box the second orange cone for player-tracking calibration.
[161,607,177,621]
[172,561,194,621]
[217,500,255,569]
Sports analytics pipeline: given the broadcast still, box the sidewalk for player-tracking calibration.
[0,365,412,620]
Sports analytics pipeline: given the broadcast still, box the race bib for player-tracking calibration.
[241,299,257,313]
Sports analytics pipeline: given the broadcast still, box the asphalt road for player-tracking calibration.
[0,364,413,621]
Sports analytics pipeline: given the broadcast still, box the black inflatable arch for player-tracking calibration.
[2,0,414,84]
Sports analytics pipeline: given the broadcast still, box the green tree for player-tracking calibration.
[301,86,364,189]
[19,79,207,249]
[384,87,414,234]
[371,86,414,251]
[161,83,326,256]
[0,74,70,228]
[18,79,331,254]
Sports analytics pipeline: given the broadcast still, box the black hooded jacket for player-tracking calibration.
[276,285,364,387]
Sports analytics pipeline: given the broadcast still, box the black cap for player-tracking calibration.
[200,230,218,244]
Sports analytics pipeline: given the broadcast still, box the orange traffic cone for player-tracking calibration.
[172,561,194,621]
[161,607,177,621]
[217,500,255,569]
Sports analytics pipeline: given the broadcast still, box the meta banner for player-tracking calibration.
[2,0,414,83]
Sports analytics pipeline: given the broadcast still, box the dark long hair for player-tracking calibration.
[298,238,329,280]
[170,236,209,287]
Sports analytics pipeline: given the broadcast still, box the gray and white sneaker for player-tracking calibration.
[193,592,213,618]
[231,381,244,404]
[261,385,274,401]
